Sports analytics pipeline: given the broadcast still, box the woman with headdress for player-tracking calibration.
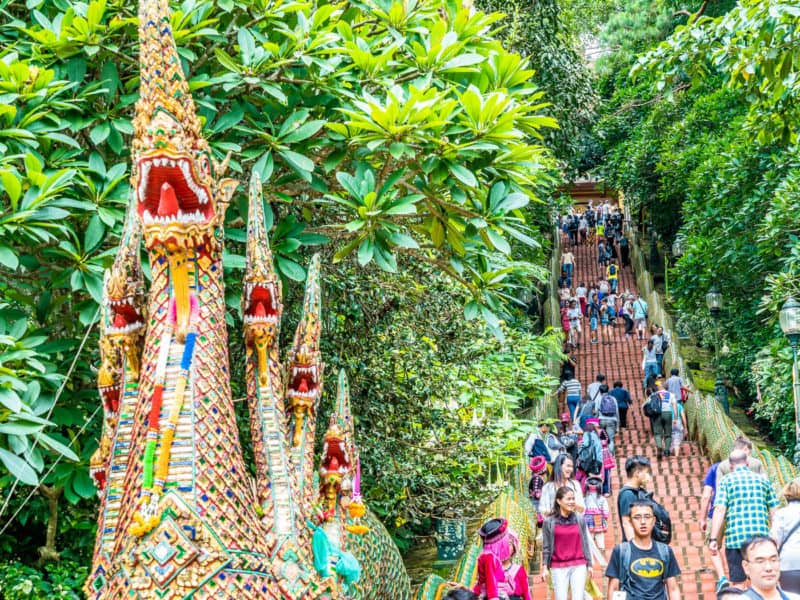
[528,455,548,526]
[472,518,530,600]
[502,527,531,600]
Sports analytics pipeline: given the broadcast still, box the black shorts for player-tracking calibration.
[726,547,746,583]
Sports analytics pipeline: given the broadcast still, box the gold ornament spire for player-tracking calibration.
[134,0,202,144]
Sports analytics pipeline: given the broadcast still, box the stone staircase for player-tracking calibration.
[531,238,717,599]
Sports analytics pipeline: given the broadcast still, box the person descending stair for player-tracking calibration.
[605,500,681,599]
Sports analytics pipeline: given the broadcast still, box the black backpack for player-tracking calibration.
[643,392,662,418]
[577,437,602,475]
[637,489,672,544]
[619,486,673,544]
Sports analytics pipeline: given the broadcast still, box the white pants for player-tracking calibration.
[552,564,587,600]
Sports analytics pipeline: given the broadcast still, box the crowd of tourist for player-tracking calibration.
[441,203,800,600]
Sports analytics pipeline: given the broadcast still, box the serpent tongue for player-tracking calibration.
[113,314,127,328]
[157,182,179,217]
[254,301,267,318]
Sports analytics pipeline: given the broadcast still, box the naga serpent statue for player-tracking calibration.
[86,0,410,596]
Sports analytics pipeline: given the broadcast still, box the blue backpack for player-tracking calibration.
[600,394,617,417]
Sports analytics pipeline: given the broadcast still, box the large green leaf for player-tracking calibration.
[0,448,38,485]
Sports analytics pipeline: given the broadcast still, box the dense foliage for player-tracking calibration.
[0,0,595,589]
[321,262,561,551]
[476,0,597,174]
[589,0,800,455]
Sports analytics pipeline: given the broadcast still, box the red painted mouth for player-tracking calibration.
[322,438,350,474]
[244,284,279,324]
[100,384,121,414]
[136,155,213,225]
[289,364,319,400]
[108,300,144,335]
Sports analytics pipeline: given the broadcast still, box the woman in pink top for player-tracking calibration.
[472,518,530,600]
[540,487,593,600]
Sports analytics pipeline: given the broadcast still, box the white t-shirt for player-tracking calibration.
[658,391,675,412]
[650,333,664,351]
[587,381,602,401]
[575,286,587,299]
[562,252,575,265]
[623,300,634,317]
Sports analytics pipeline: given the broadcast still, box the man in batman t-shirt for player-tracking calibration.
[606,501,681,599]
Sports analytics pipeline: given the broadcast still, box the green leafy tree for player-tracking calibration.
[477,0,597,175]
[636,0,800,145]
[0,0,577,585]
[590,0,800,456]
[316,261,561,547]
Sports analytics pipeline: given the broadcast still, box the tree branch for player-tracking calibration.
[673,0,710,22]
[36,484,62,567]
[399,180,483,220]
[613,83,691,115]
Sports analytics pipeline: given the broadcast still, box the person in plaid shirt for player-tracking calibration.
[709,449,779,587]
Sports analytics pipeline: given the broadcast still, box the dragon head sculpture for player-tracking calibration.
[319,416,352,513]
[243,174,282,384]
[101,212,146,379]
[131,0,236,252]
[287,254,323,447]
[131,0,236,341]
[91,335,119,496]
[97,336,122,416]
[90,208,145,496]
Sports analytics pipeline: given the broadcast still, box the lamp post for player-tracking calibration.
[672,238,685,260]
[706,286,729,413]
[779,298,800,467]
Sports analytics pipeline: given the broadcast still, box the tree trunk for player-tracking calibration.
[36,484,62,567]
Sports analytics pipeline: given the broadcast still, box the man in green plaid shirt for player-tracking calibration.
[709,449,779,587]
